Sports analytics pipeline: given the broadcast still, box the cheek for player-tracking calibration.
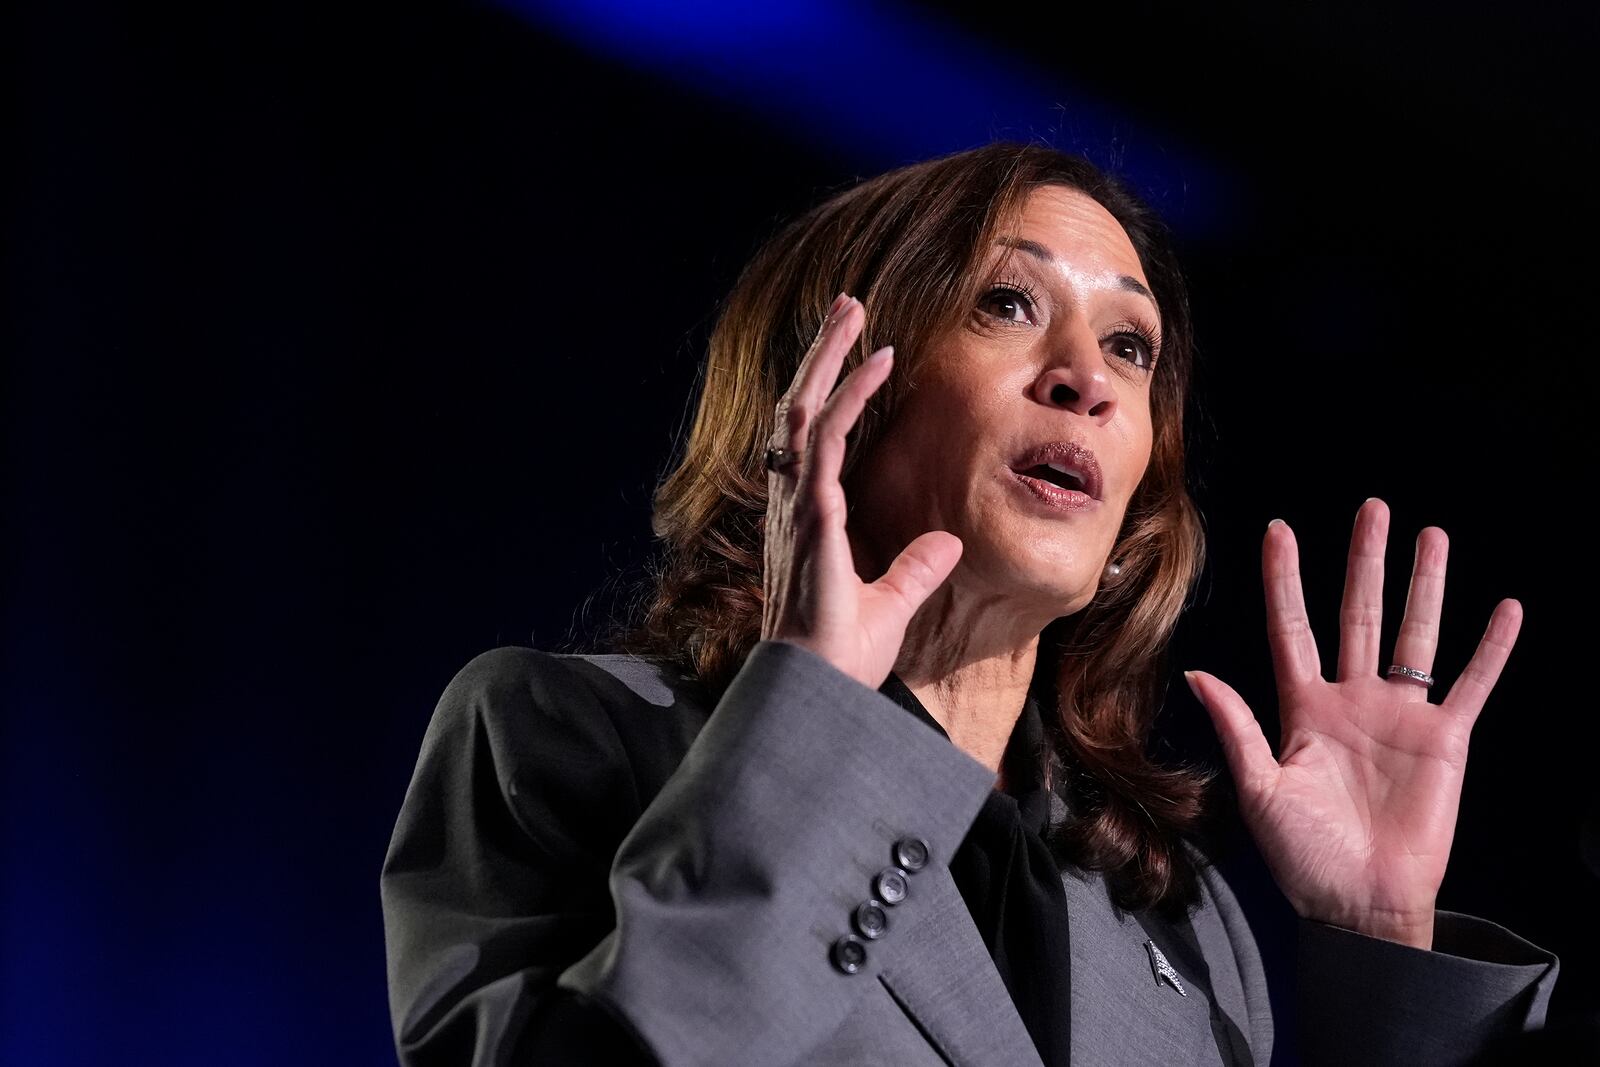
[1121,397,1157,494]
[900,362,1004,451]
[851,398,950,505]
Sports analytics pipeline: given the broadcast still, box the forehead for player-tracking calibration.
[1000,184,1147,286]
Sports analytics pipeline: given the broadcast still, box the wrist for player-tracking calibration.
[1304,905,1436,950]
[1350,913,1435,950]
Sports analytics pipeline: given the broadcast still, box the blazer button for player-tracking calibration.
[831,934,868,975]
[893,836,930,873]
[853,900,890,940]
[874,867,910,905]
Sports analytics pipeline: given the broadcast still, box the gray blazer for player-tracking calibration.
[380,640,1559,1066]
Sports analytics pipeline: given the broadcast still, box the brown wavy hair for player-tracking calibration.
[624,141,1213,916]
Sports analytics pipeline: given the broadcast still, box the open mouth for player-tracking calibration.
[1010,465,1097,511]
[1017,462,1088,493]
[1008,440,1103,502]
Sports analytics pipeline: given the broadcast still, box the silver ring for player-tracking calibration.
[764,446,801,473]
[1386,664,1435,688]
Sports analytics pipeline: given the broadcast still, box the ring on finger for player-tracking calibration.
[1386,663,1435,688]
[765,446,803,473]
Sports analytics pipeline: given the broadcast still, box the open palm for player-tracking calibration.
[1186,499,1523,948]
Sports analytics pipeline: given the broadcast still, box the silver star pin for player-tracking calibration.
[1144,940,1188,997]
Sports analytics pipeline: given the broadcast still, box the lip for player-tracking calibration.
[1008,439,1104,502]
[1008,467,1100,512]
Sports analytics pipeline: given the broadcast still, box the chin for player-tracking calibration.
[957,537,1098,615]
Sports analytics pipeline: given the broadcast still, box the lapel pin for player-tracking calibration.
[1144,940,1188,997]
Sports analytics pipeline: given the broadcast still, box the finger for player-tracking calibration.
[871,530,964,622]
[1336,498,1389,681]
[797,345,894,520]
[1262,519,1322,691]
[1388,526,1448,688]
[774,296,863,454]
[1441,598,1524,724]
[800,297,864,414]
[781,292,848,404]
[1184,670,1279,799]
[767,297,859,497]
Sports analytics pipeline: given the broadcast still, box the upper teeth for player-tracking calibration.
[1045,462,1079,480]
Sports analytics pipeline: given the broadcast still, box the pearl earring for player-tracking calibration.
[1104,560,1123,579]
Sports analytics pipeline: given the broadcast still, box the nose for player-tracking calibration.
[1029,329,1119,423]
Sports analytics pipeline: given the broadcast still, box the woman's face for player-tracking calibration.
[848,184,1160,621]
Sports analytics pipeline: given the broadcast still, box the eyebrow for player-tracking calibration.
[995,236,1158,310]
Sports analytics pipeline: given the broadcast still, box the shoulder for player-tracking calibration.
[435,645,707,722]
[1180,839,1258,970]
[1180,839,1276,1064]
[425,645,714,803]
[1183,840,1245,920]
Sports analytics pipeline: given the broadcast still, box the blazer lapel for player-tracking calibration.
[874,793,1243,1066]
[877,863,1045,1067]
[1048,790,1236,1067]
[1131,909,1254,1067]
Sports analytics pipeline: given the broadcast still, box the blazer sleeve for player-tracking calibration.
[380,640,998,1067]
[1295,909,1560,1066]
[557,640,998,1064]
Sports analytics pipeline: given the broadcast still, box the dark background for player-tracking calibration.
[4,2,1595,1063]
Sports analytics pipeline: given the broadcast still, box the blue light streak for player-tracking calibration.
[491,0,1239,236]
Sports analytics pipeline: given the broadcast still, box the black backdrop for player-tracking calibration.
[5,2,1596,1063]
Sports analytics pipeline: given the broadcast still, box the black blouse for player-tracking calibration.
[878,671,1076,1067]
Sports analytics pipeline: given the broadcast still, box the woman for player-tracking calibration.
[380,143,1558,1066]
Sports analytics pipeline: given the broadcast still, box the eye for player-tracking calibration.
[1105,323,1162,372]
[977,280,1041,326]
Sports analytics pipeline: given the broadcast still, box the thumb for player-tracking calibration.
[872,531,963,622]
[1185,670,1278,798]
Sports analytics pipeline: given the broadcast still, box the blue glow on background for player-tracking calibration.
[0,9,1243,1065]
[493,0,1239,237]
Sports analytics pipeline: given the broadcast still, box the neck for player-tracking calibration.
[893,582,1053,775]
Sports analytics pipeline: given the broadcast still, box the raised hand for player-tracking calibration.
[761,293,964,690]
[1184,498,1524,949]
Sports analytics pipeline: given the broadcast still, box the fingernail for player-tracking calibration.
[866,345,893,366]
[1183,670,1201,696]
[829,292,849,314]
[1268,518,1284,528]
